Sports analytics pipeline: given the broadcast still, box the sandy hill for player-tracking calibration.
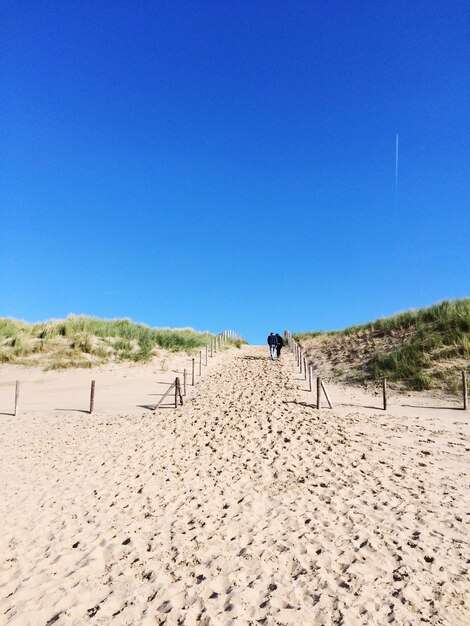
[294,298,470,393]
[0,316,224,370]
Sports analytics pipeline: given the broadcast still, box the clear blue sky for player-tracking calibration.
[1,1,469,343]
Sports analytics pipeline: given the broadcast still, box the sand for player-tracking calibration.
[1,345,469,625]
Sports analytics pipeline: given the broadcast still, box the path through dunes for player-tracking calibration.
[1,345,469,625]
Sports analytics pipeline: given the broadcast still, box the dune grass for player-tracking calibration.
[0,316,214,369]
[294,299,470,390]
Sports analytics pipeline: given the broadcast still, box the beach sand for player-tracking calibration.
[1,345,469,625]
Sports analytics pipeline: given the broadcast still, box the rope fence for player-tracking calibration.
[284,330,468,411]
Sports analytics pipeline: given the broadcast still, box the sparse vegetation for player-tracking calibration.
[294,299,470,391]
[227,338,246,349]
[0,316,215,369]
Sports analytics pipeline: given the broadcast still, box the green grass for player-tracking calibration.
[0,316,215,369]
[294,298,470,390]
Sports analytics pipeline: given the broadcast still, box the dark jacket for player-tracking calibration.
[267,334,277,346]
[275,334,283,347]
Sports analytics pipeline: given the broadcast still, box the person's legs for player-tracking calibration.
[270,345,276,359]
[276,346,281,357]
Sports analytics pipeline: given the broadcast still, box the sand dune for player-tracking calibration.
[1,345,469,625]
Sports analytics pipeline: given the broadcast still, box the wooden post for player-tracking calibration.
[205,345,208,366]
[210,339,213,358]
[321,380,332,409]
[199,351,202,376]
[316,377,321,410]
[192,358,195,386]
[154,381,176,410]
[308,365,312,392]
[382,378,387,411]
[89,380,96,414]
[174,378,183,407]
[14,380,19,416]
[183,369,187,396]
[177,378,183,406]
[303,358,307,380]
[299,351,302,373]
[462,371,468,410]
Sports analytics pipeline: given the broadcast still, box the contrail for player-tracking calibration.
[395,133,399,197]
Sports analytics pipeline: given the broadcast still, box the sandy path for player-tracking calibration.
[1,345,469,625]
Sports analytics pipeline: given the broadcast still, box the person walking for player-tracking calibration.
[267,332,278,360]
[275,333,284,358]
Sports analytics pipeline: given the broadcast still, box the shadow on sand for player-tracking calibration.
[401,404,463,411]
[138,404,178,411]
[334,402,383,410]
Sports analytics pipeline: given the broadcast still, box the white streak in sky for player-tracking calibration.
[395,133,399,196]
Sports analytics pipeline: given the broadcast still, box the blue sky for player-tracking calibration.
[1,1,469,343]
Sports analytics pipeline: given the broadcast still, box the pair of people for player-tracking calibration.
[267,332,283,360]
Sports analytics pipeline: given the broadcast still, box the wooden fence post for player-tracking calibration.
[463,371,468,410]
[299,351,303,373]
[192,358,195,386]
[321,380,333,409]
[205,345,208,366]
[382,378,387,411]
[174,378,183,407]
[154,380,177,411]
[303,357,307,380]
[199,351,202,376]
[14,380,20,416]
[308,365,312,392]
[316,377,321,409]
[210,339,213,358]
[89,380,96,414]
